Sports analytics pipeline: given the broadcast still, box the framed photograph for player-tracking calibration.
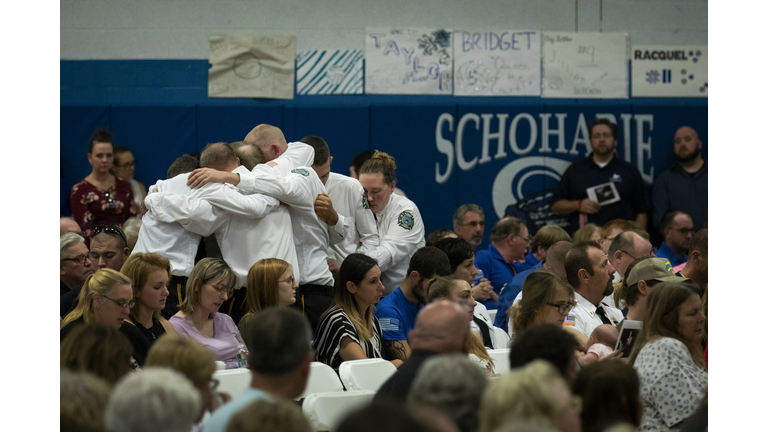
[586,181,621,205]
[615,319,643,357]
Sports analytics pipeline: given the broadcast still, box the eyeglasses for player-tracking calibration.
[547,302,575,314]
[62,254,91,265]
[591,132,613,140]
[91,225,128,247]
[514,234,532,244]
[460,221,485,228]
[209,378,219,392]
[279,276,296,285]
[208,281,234,298]
[102,295,135,309]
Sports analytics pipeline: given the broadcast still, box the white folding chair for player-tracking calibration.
[338,358,396,391]
[298,362,345,400]
[487,348,510,375]
[303,390,375,431]
[493,325,511,348]
[212,368,251,399]
[487,309,498,323]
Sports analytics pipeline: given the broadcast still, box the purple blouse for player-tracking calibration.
[170,313,244,369]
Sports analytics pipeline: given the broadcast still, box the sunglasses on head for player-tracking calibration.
[91,225,127,247]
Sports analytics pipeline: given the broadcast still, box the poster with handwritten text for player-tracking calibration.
[208,34,295,99]
[453,30,540,96]
[631,46,707,97]
[542,32,628,99]
[365,28,453,95]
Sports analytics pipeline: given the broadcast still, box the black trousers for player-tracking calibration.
[219,286,248,327]
[290,284,334,333]
[162,275,189,320]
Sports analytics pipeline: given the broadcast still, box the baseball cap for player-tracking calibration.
[626,258,690,286]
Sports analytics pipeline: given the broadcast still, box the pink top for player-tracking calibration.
[588,343,615,359]
[170,313,244,369]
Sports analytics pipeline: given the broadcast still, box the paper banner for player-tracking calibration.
[365,28,453,95]
[208,34,296,99]
[453,30,541,96]
[296,49,364,95]
[631,46,707,97]
[542,32,628,99]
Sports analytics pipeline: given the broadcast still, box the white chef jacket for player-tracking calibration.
[370,194,426,295]
[252,141,315,177]
[238,166,345,287]
[144,166,299,289]
[325,172,379,261]
[133,173,205,277]
[470,302,497,349]
[566,292,625,337]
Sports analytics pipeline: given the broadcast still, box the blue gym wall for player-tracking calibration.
[60,1,708,247]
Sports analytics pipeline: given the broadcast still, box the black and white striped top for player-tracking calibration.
[312,304,384,371]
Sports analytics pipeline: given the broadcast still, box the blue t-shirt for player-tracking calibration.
[374,287,420,341]
[493,263,542,332]
[656,242,688,267]
[203,387,271,432]
[475,244,523,310]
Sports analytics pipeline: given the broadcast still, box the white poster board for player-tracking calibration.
[208,34,296,99]
[296,49,364,95]
[542,32,628,99]
[365,28,453,95]
[453,30,541,96]
[631,46,707,97]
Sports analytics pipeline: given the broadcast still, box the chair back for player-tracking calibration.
[338,358,396,391]
[302,390,375,431]
[212,368,252,398]
[298,362,345,399]
[487,348,510,375]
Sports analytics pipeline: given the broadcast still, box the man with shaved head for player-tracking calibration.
[496,240,575,332]
[652,126,708,231]
[60,217,82,237]
[375,300,472,402]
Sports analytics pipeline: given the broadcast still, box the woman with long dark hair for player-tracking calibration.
[313,254,402,371]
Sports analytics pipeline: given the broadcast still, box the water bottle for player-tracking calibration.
[237,344,249,368]
[474,269,484,286]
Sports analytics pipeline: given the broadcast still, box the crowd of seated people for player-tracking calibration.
[60,123,707,432]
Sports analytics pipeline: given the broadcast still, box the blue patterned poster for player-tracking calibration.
[296,49,364,95]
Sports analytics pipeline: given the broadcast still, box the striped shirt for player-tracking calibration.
[312,304,383,371]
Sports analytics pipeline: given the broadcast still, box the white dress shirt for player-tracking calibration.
[253,141,315,177]
[325,172,379,261]
[133,173,204,277]
[238,166,343,287]
[370,194,426,295]
[566,292,625,337]
[143,166,299,289]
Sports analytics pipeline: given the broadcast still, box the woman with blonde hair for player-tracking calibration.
[629,282,706,431]
[61,268,151,364]
[426,276,496,375]
[146,334,231,426]
[313,253,401,371]
[170,258,245,369]
[121,252,177,345]
[238,258,298,351]
[480,360,581,432]
[358,151,425,294]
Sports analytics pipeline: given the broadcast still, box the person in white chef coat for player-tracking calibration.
[358,151,426,296]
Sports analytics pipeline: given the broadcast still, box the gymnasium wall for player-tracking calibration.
[60,0,708,245]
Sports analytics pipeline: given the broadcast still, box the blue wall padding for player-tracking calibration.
[61,60,707,246]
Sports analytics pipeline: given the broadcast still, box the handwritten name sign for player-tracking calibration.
[365,28,453,95]
[454,30,541,96]
[542,32,628,99]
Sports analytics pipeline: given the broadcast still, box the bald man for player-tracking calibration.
[496,241,575,332]
[60,217,82,237]
[375,300,472,402]
[652,126,708,231]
